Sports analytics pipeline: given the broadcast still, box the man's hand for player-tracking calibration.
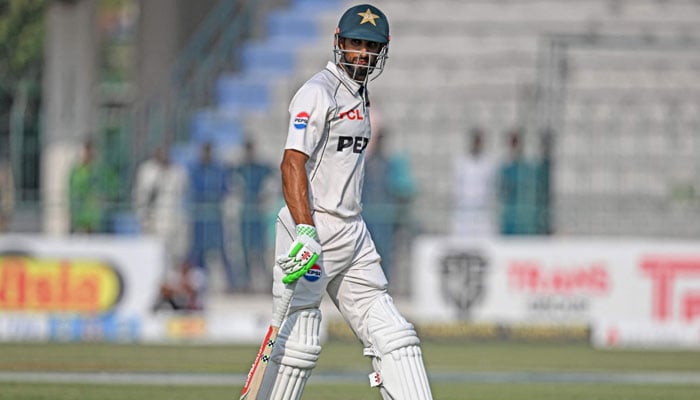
[277,224,322,284]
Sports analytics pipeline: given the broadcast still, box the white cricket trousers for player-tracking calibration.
[272,206,389,344]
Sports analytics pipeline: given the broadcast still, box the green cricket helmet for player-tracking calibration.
[334,4,390,83]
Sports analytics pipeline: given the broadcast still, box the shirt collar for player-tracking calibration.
[325,61,364,96]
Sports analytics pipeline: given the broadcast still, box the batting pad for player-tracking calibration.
[365,294,433,400]
[258,308,322,400]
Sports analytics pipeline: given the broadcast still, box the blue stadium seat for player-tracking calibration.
[291,0,342,11]
[266,9,318,40]
[215,74,270,112]
[240,40,296,76]
[190,110,244,147]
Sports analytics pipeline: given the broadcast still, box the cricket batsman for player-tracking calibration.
[256,3,433,399]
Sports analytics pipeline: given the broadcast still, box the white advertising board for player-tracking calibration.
[0,235,306,344]
[141,310,271,344]
[0,234,165,341]
[412,236,700,348]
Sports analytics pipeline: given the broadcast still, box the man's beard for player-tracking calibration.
[341,53,374,82]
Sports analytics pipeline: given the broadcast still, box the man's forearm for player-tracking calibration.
[281,149,314,226]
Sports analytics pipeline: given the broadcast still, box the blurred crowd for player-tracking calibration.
[0,123,554,312]
[0,154,14,233]
[451,125,553,238]
[62,138,278,311]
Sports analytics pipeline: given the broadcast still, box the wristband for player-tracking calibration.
[296,224,318,240]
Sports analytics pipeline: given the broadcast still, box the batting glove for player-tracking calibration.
[277,224,322,284]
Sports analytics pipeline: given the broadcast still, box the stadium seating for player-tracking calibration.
[190,109,244,147]
[200,0,700,237]
[190,0,342,164]
[215,73,272,112]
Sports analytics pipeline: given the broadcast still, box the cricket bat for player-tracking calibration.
[239,283,295,399]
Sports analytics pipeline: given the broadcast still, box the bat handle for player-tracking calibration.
[271,282,296,328]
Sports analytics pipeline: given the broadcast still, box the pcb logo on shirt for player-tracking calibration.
[294,112,310,130]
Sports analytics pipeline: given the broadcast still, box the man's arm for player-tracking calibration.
[278,148,321,285]
[280,149,314,226]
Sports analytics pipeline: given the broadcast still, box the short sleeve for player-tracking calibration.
[285,82,331,157]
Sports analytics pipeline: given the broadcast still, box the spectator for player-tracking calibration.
[535,129,554,235]
[230,139,274,292]
[0,154,14,232]
[69,140,117,233]
[362,128,417,282]
[498,128,537,235]
[186,142,238,293]
[133,145,190,281]
[153,261,206,311]
[451,127,498,237]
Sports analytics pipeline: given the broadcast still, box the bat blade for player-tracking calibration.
[240,325,279,399]
[239,283,295,399]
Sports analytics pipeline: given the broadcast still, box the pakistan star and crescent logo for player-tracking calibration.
[357,8,380,26]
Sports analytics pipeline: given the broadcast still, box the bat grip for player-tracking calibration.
[271,282,296,328]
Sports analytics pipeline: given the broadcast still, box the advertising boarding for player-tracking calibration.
[0,235,164,342]
[412,236,700,348]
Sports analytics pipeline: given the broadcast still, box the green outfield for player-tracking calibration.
[0,341,699,399]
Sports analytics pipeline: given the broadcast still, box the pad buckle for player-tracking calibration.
[368,371,382,387]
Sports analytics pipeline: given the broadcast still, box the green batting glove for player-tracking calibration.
[280,225,322,284]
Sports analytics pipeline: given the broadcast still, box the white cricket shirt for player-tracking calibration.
[285,61,371,218]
